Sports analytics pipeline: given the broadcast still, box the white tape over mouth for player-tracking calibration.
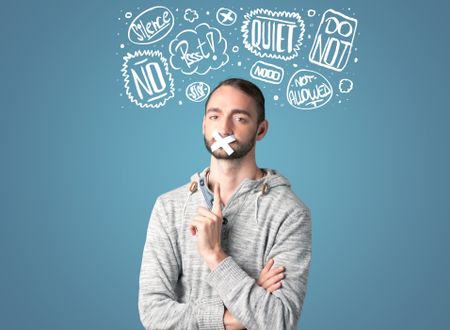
[211,131,236,155]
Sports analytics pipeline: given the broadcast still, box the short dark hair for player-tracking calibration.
[205,78,265,124]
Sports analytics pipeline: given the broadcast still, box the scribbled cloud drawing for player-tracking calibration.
[286,69,333,110]
[241,8,305,61]
[309,9,358,72]
[250,60,284,84]
[185,82,211,102]
[184,9,199,23]
[128,6,175,45]
[122,50,174,109]
[169,23,229,75]
[339,78,353,93]
[216,8,237,26]
[117,6,359,111]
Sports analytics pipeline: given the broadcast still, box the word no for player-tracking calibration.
[122,50,174,108]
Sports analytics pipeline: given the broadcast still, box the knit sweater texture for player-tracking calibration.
[139,167,312,330]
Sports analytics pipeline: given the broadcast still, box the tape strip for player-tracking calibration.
[211,131,236,155]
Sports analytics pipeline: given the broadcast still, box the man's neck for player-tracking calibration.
[207,152,263,206]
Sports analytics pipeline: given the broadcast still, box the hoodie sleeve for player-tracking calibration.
[205,208,312,330]
[138,197,225,330]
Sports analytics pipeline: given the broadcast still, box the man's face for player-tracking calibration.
[203,85,266,160]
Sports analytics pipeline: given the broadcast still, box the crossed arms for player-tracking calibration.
[138,192,311,330]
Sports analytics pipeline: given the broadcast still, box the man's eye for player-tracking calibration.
[209,115,218,120]
[236,117,247,122]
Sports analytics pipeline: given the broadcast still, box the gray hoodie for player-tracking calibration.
[139,167,312,330]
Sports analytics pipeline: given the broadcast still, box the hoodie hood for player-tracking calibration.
[190,167,290,194]
[186,167,291,223]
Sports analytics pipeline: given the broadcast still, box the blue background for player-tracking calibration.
[1,0,449,329]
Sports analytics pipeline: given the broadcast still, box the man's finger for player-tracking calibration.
[197,207,219,221]
[262,272,284,288]
[258,259,275,283]
[263,258,275,272]
[268,266,285,277]
[192,214,211,223]
[258,262,284,286]
[189,225,197,236]
[267,282,282,293]
[212,183,222,217]
[190,218,205,235]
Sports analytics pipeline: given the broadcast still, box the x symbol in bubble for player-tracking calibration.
[217,8,237,26]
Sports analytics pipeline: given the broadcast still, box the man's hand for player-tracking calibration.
[224,309,246,330]
[190,183,227,269]
[257,258,285,293]
[223,259,285,329]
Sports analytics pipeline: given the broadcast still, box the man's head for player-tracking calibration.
[202,78,268,160]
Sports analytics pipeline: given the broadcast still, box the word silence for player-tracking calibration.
[128,6,175,45]
[242,9,305,61]
[122,50,174,108]
[118,5,359,111]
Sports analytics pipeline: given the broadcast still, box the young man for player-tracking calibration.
[139,78,312,330]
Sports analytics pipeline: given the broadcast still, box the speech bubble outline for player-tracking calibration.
[121,50,175,109]
[250,60,284,84]
[216,8,237,26]
[128,6,175,45]
[169,23,229,75]
[286,69,333,110]
[185,81,211,102]
[308,9,358,72]
[241,8,305,61]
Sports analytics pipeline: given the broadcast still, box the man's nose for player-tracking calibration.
[218,116,233,136]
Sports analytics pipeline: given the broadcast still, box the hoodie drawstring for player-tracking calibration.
[183,181,198,221]
[254,183,270,224]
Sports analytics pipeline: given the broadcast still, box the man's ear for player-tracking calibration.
[256,120,269,140]
[202,117,205,135]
